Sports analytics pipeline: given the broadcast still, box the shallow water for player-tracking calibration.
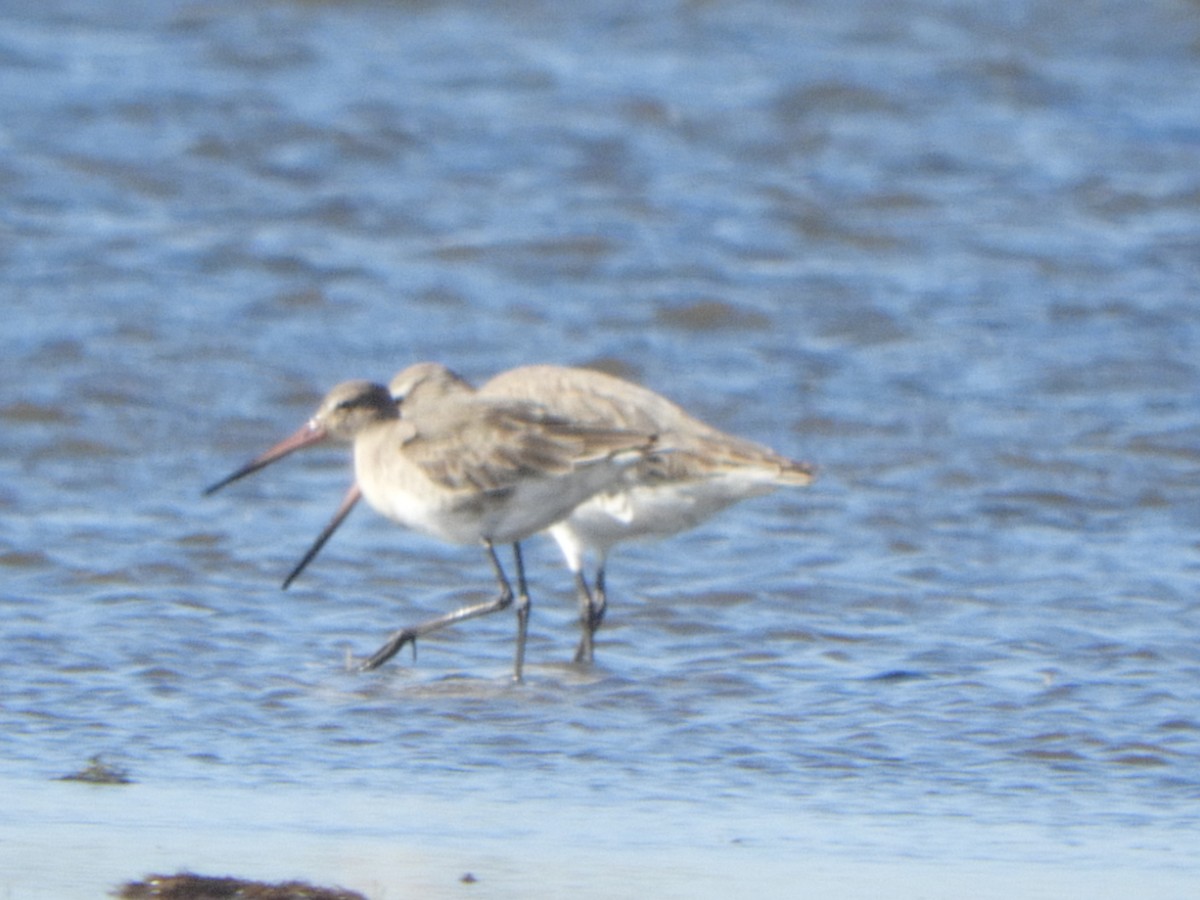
[3,0,1200,897]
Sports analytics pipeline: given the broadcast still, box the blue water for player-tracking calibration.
[2,0,1199,897]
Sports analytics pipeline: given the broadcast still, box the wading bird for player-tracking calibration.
[284,363,814,665]
[206,371,657,680]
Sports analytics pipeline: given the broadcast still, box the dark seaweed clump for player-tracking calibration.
[114,872,368,900]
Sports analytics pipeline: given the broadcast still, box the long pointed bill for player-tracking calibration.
[282,481,362,590]
[203,419,329,496]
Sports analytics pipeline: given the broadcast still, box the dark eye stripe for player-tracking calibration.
[336,386,395,413]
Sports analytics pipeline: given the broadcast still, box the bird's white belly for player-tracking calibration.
[355,449,637,546]
[562,473,781,550]
[357,475,470,544]
[481,459,635,544]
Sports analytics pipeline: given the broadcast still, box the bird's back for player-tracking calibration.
[483,365,813,487]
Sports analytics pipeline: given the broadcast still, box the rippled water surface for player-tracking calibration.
[3,0,1200,897]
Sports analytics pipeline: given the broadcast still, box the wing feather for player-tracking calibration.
[398,397,654,495]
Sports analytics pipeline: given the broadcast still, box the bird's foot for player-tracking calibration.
[359,628,419,672]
